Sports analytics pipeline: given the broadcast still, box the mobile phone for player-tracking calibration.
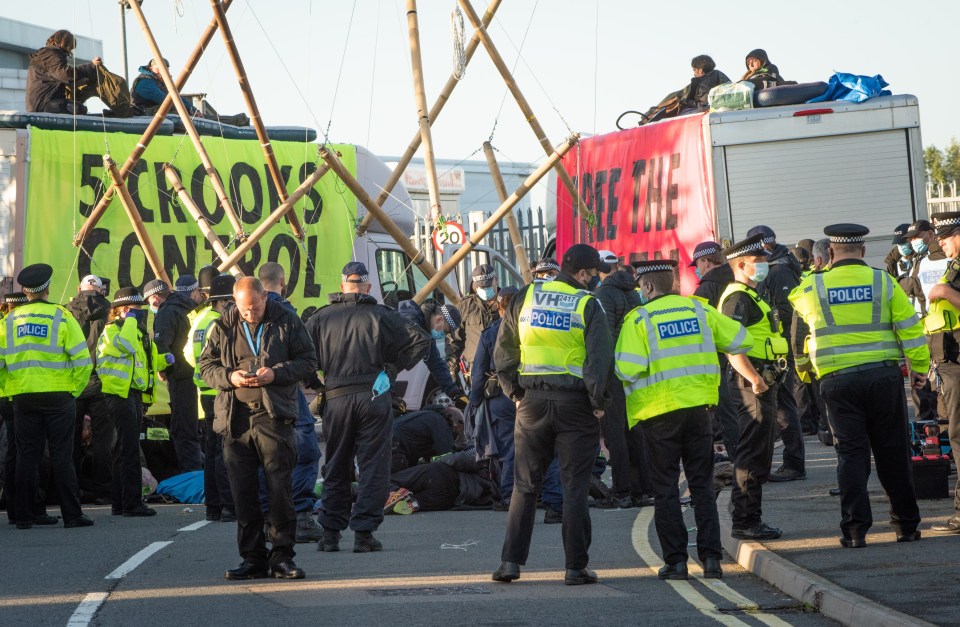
[243,371,258,378]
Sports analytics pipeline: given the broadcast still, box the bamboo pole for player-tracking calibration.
[458,0,592,223]
[482,141,532,283]
[357,0,502,235]
[103,155,171,286]
[215,162,332,274]
[163,165,243,277]
[125,0,247,242]
[209,0,305,241]
[74,0,236,247]
[317,146,460,304]
[405,0,444,231]
[413,134,578,303]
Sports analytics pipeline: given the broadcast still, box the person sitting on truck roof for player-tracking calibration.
[132,58,202,118]
[740,49,787,92]
[679,55,730,113]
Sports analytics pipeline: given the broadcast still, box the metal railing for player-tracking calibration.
[927,181,960,214]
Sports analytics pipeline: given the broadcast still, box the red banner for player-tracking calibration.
[557,113,716,295]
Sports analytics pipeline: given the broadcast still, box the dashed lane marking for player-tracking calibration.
[105,541,173,580]
[65,592,108,627]
[179,520,212,532]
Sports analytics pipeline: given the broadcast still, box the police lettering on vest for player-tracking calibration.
[657,318,701,340]
[827,286,872,305]
[533,290,581,311]
[530,309,572,331]
[17,323,49,339]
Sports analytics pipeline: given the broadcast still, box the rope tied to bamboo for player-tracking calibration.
[451,4,467,80]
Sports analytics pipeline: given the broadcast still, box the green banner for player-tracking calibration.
[24,129,357,312]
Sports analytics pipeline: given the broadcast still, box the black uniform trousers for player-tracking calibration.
[223,404,297,567]
[14,392,83,523]
[319,391,393,533]
[167,376,202,473]
[201,395,233,514]
[2,398,47,523]
[776,361,806,472]
[714,360,740,458]
[639,406,721,565]
[938,361,960,513]
[502,393,599,570]
[819,364,920,538]
[106,391,143,513]
[728,372,778,530]
[74,391,113,498]
[601,383,649,497]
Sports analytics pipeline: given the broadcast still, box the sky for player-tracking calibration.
[5,0,958,167]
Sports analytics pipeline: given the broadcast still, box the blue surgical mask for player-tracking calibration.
[476,287,496,301]
[149,305,159,315]
[897,243,913,257]
[372,370,391,399]
[431,329,445,340]
[911,240,928,255]
[695,267,703,280]
[748,261,769,283]
[638,290,649,305]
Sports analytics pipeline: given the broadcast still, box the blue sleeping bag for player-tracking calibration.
[156,470,204,504]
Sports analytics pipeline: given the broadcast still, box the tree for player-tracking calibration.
[925,145,946,185]
[944,138,960,186]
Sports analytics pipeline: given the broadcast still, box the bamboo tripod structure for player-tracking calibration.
[482,141,533,284]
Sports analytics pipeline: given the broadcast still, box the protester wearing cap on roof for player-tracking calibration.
[790,224,928,547]
[451,264,500,373]
[492,243,614,586]
[594,251,651,509]
[1,289,57,527]
[885,223,913,279]
[97,288,162,518]
[305,261,429,554]
[185,274,237,525]
[146,277,203,473]
[67,274,114,503]
[3,264,94,529]
[923,212,960,535]
[533,258,560,282]
[744,225,806,484]
[617,259,762,580]
[399,298,465,403]
[717,234,786,541]
[902,219,948,317]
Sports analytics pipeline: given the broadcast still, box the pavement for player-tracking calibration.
[717,434,958,627]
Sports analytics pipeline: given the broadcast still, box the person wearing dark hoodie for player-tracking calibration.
[741,49,787,93]
[746,226,805,482]
[902,219,949,316]
[398,299,465,402]
[145,277,203,473]
[679,55,730,113]
[691,242,741,458]
[67,274,114,502]
[131,57,201,117]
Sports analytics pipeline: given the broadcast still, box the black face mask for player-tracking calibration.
[587,275,601,291]
[132,309,149,327]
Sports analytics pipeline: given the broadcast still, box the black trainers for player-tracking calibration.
[32,514,59,525]
[544,509,562,524]
[220,508,237,523]
[353,531,383,553]
[317,529,341,552]
[63,514,95,528]
[123,505,157,517]
[593,494,631,509]
[295,511,324,543]
[731,521,782,541]
[767,466,806,482]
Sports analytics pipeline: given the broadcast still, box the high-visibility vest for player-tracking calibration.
[718,282,789,361]
[0,301,92,397]
[788,263,929,377]
[185,304,220,396]
[97,317,160,398]
[922,270,960,336]
[517,281,591,378]
[615,294,753,426]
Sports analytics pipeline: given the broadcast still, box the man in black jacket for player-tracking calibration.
[67,274,113,501]
[691,241,740,457]
[492,244,614,586]
[450,264,500,372]
[306,262,430,553]
[199,277,317,580]
[594,253,649,507]
[747,226,805,482]
[145,278,202,473]
[680,55,730,112]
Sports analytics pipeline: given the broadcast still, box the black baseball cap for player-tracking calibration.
[562,244,611,273]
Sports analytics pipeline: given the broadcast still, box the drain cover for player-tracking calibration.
[367,586,492,597]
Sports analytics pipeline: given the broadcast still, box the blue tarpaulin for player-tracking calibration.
[808,72,892,103]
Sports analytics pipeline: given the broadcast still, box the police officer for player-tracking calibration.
[791,224,928,546]
[492,243,613,586]
[885,223,912,278]
[185,274,236,523]
[533,258,560,282]
[305,262,430,553]
[922,212,960,534]
[617,259,766,580]
[451,264,500,372]
[3,264,94,528]
[718,234,787,541]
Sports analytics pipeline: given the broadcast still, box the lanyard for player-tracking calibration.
[242,322,264,357]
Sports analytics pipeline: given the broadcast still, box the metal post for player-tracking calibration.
[413,134,578,303]
[118,0,129,85]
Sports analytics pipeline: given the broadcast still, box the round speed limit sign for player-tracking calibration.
[432,221,466,253]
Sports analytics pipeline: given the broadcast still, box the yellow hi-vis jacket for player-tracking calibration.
[97,317,164,399]
[615,294,753,427]
[518,281,591,378]
[788,261,929,377]
[0,301,92,397]
[718,282,789,361]
[185,304,220,397]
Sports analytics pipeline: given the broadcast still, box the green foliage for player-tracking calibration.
[926,138,960,187]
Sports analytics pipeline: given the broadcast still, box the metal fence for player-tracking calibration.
[928,181,960,213]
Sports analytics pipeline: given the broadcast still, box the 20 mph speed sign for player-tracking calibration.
[432,221,466,253]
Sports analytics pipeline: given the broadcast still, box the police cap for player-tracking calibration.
[471,263,496,287]
[438,303,462,331]
[534,258,560,274]
[175,275,199,293]
[933,212,960,239]
[142,279,169,299]
[823,223,869,244]
[341,261,369,282]
[207,275,237,301]
[18,263,53,293]
[631,259,678,277]
[562,244,612,273]
[689,241,721,267]
[111,287,143,308]
[745,225,776,244]
[3,292,27,305]
[891,223,911,245]
[904,219,933,239]
[723,234,769,260]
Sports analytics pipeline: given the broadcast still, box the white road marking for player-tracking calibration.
[66,592,108,627]
[178,520,212,532]
[105,541,173,580]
